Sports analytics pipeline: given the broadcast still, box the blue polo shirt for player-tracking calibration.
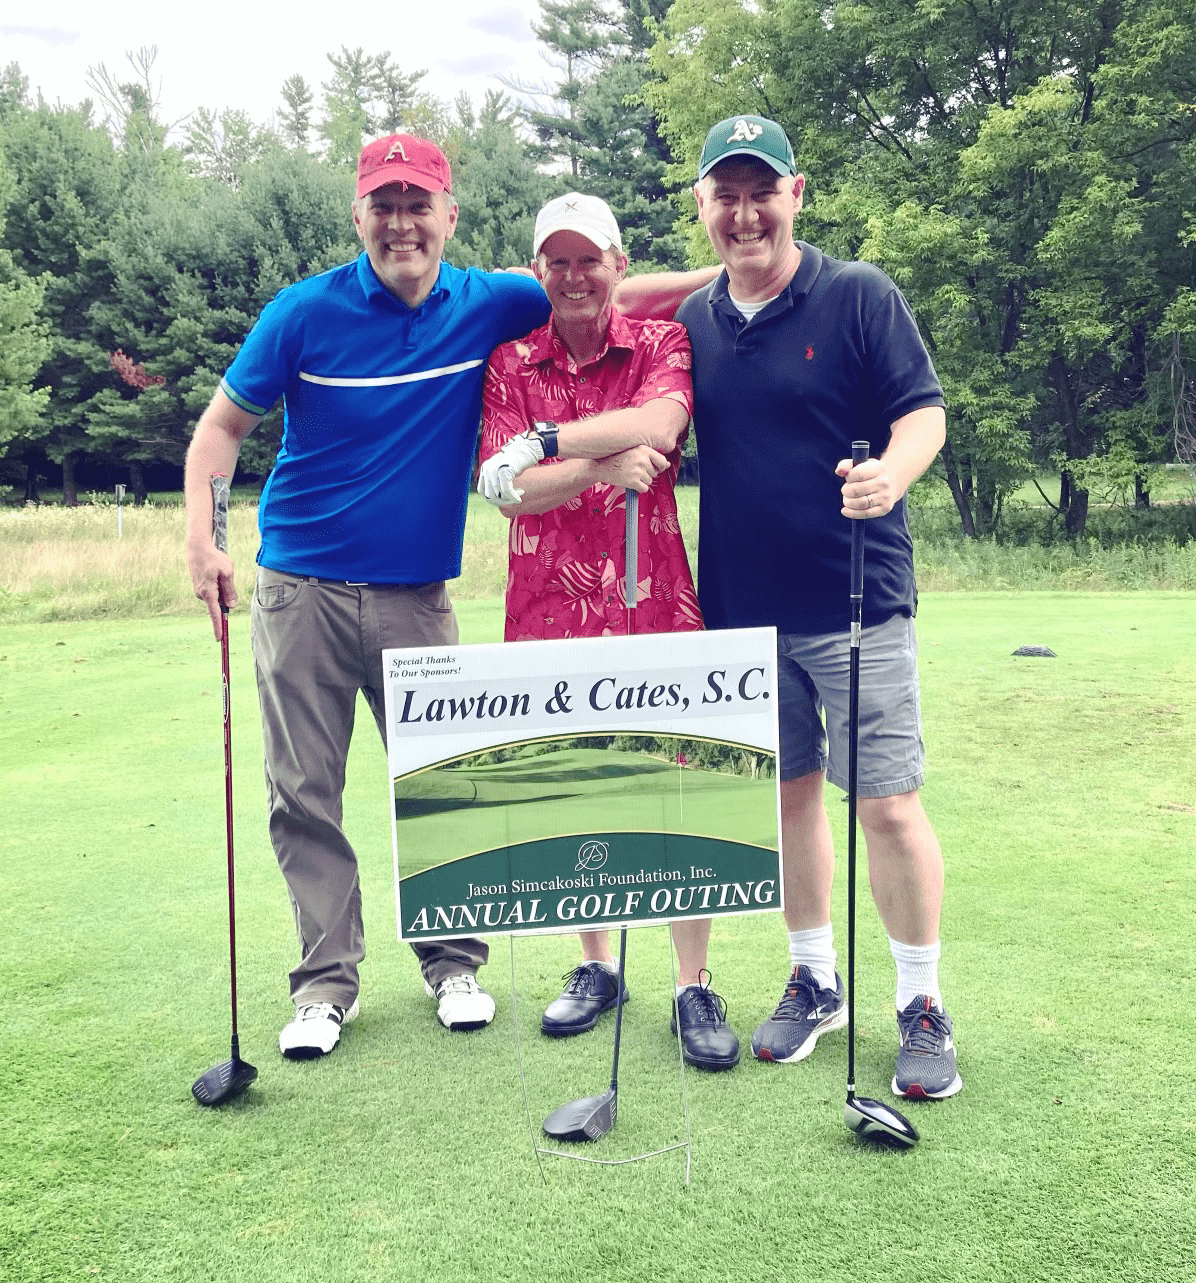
[676,242,944,635]
[221,254,549,582]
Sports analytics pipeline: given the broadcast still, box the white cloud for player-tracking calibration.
[0,25,80,47]
[465,5,537,41]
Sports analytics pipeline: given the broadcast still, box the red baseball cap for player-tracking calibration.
[356,134,453,200]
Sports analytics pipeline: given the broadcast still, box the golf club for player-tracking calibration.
[842,440,919,1151]
[625,487,638,637]
[541,488,638,1142]
[192,473,258,1107]
[542,925,629,1142]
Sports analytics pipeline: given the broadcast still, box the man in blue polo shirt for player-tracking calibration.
[185,134,713,1061]
[676,116,962,1100]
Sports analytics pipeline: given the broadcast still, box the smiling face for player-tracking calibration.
[695,159,805,298]
[352,182,458,306]
[534,229,628,333]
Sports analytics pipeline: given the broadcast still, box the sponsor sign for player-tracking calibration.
[384,628,781,940]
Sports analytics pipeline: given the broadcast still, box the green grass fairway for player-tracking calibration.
[396,745,777,871]
[2,593,1194,1283]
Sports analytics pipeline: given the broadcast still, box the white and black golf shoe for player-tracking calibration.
[279,999,359,1060]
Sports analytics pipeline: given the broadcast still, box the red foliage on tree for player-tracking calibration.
[109,349,166,390]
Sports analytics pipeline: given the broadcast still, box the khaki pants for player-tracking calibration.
[251,566,489,1008]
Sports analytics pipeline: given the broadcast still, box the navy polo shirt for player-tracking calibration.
[222,254,549,583]
[676,242,944,635]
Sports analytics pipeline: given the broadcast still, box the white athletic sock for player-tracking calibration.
[889,937,942,1011]
[787,925,837,991]
[591,959,617,974]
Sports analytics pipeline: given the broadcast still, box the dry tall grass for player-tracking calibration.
[0,498,513,625]
[2,489,1191,626]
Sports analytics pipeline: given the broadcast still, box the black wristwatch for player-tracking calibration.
[531,420,559,459]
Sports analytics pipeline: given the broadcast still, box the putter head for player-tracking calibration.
[543,1088,616,1143]
[192,1056,258,1107]
[844,1094,919,1150]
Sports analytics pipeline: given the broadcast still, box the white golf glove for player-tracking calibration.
[477,432,545,506]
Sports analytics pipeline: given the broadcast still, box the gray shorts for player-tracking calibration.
[777,612,924,797]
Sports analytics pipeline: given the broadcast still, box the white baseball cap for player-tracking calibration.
[533,192,623,257]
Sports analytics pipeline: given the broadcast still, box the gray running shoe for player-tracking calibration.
[892,996,963,1099]
[751,965,846,1063]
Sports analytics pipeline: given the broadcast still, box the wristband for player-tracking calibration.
[531,420,559,459]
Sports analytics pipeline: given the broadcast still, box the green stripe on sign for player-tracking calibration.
[399,833,780,940]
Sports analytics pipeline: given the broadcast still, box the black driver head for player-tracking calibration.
[844,1094,919,1150]
[192,1056,258,1107]
[543,1088,617,1143]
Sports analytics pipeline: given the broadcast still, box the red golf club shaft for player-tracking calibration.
[211,474,241,1058]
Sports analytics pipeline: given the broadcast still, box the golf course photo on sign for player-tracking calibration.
[383,629,781,942]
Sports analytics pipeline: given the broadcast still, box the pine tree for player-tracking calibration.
[183,108,274,188]
[449,92,553,269]
[524,1,620,176]
[278,75,315,150]
[320,46,377,165]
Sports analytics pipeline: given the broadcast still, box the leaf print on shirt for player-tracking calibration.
[511,524,539,556]
[557,560,601,601]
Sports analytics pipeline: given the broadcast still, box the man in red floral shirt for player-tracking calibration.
[477,193,740,1071]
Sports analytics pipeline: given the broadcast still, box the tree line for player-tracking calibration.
[1,0,1192,538]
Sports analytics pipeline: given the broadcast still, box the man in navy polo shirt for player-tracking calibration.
[676,116,962,1100]
[185,134,714,1061]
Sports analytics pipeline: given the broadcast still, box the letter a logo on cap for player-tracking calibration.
[384,139,409,163]
[727,119,764,143]
[698,114,796,180]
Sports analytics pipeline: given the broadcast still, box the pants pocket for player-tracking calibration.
[255,567,305,612]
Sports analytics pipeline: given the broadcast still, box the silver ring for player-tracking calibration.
[866,494,874,508]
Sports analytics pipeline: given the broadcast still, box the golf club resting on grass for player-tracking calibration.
[191,473,257,1107]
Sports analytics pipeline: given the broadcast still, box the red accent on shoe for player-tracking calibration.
[921,996,935,1031]
[757,1048,775,1062]
[904,1084,930,1099]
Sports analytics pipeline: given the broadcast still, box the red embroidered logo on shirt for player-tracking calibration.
[805,345,814,360]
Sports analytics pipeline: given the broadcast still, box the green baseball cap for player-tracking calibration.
[698,115,796,180]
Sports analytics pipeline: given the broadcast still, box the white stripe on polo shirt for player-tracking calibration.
[298,359,484,387]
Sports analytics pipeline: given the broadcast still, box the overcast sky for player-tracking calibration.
[2,2,551,138]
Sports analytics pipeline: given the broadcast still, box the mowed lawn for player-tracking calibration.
[1,593,1193,1282]
[396,746,779,874]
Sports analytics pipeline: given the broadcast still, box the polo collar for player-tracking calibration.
[355,252,450,311]
[523,309,636,370]
[710,241,823,320]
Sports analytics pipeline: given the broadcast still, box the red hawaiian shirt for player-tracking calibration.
[481,312,703,641]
